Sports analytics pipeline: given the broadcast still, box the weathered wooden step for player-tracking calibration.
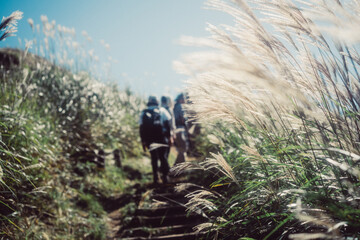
[151,184,204,196]
[136,205,186,217]
[121,224,197,237]
[125,213,206,228]
[118,231,204,240]
[151,192,187,203]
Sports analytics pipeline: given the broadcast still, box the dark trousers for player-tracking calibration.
[164,146,170,161]
[150,146,169,183]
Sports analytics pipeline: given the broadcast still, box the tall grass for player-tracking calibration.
[0,11,23,41]
[0,15,143,238]
[175,0,360,238]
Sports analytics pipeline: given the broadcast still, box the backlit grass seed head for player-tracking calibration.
[0,11,23,41]
[148,143,169,152]
[207,134,224,147]
[303,0,360,44]
[27,18,34,30]
[174,183,201,192]
[201,153,239,185]
[185,197,217,213]
[193,222,214,233]
[185,189,218,200]
[175,0,360,236]
[241,145,265,162]
[176,0,360,134]
[193,218,226,233]
[170,162,203,176]
[326,158,360,178]
[327,148,360,162]
[185,191,218,216]
[289,198,346,240]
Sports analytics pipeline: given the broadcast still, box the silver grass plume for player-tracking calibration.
[148,143,169,152]
[175,0,360,135]
[171,153,238,185]
[170,162,203,177]
[174,0,360,237]
[174,182,205,193]
[289,198,346,240]
[193,217,227,234]
[193,222,215,233]
[201,153,239,185]
[185,193,218,213]
[0,11,23,41]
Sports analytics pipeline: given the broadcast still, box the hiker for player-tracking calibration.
[173,93,188,165]
[139,95,172,184]
[160,95,175,160]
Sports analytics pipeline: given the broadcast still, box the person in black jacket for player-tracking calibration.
[139,95,171,184]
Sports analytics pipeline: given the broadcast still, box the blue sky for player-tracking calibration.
[1,0,232,98]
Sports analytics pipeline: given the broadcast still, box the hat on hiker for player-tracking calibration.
[175,93,184,103]
[147,95,159,106]
[161,96,167,104]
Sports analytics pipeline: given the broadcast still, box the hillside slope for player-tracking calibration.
[0,48,145,239]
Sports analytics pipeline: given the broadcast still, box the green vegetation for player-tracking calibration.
[0,46,145,238]
[3,1,360,239]
[0,12,154,239]
[174,0,360,239]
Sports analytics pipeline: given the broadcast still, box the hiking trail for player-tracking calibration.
[105,153,209,240]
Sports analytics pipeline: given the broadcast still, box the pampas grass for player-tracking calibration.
[174,0,360,238]
[0,11,23,41]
